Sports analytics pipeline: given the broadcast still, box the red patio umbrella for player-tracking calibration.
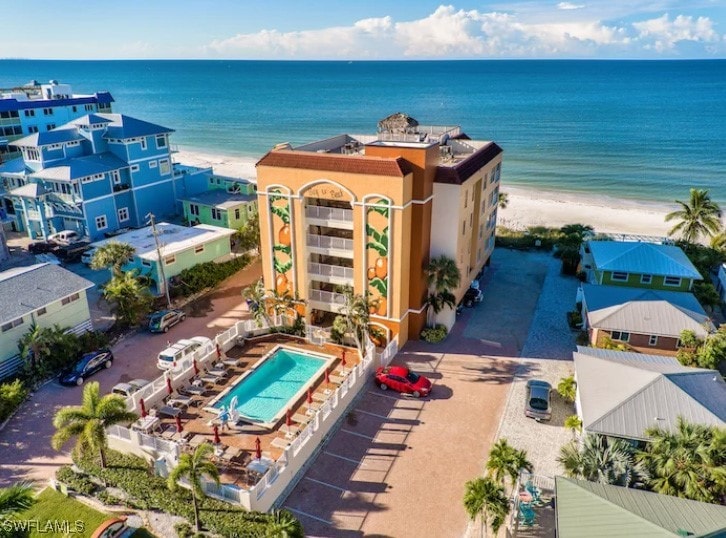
[175,415,183,433]
[286,409,293,427]
[192,358,199,375]
[324,368,330,388]
[254,436,262,460]
[139,398,147,418]
[306,388,313,405]
[213,424,221,445]
[216,343,222,359]
[341,350,347,368]
[166,376,173,395]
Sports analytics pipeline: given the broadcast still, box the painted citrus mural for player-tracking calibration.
[269,189,294,295]
[366,199,390,317]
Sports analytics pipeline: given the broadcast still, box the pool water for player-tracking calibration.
[214,348,325,423]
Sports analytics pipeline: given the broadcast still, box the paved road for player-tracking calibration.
[0,260,262,487]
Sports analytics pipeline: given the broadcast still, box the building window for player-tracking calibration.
[664,276,682,287]
[84,104,94,111]
[111,170,121,184]
[140,138,147,150]
[130,164,140,172]
[43,108,53,115]
[211,208,222,220]
[24,110,35,117]
[156,134,167,148]
[28,126,38,134]
[36,307,47,316]
[611,331,630,342]
[61,293,80,306]
[164,255,176,265]
[640,274,652,284]
[46,123,56,131]
[611,272,628,282]
[189,204,199,216]
[141,259,152,267]
[159,158,170,175]
[95,215,107,230]
[194,245,204,254]
[1,318,24,332]
[648,335,659,346]
[72,106,77,112]
[149,160,157,168]
[234,208,240,220]
[462,221,466,235]
[117,207,129,222]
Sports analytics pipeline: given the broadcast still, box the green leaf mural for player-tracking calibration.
[273,244,292,254]
[370,203,390,218]
[270,204,290,224]
[370,277,387,296]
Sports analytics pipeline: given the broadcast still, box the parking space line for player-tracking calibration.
[324,451,364,466]
[305,476,349,493]
[341,429,376,441]
[356,409,391,420]
[286,507,332,525]
[366,391,403,401]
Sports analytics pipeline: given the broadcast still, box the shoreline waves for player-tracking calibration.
[175,148,675,238]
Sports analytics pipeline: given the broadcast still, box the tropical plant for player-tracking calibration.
[0,380,28,423]
[557,375,577,403]
[167,442,220,532]
[102,270,154,326]
[420,324,448,343]
[692,282,723,313]
[486,438,533,491]
[0,481,34,519]
[243,279,272,328]
[597,335,630,351]
[173,256,249,297]
[676,328,726,370]
[463,476,510,538]
[90,241,135,278]
[51,382,137,470]
[710,230,726,253]
[665,189,723,243]
[17,324,54,370]
[497,191,509,210]
[564,415,583,435]
[558,434,647,488]
[423,290,456,327]
[338,287,375,357]
[424,256,461,326]
[264,509,304,538]
[236,211,260,253]
[638,418,725,503]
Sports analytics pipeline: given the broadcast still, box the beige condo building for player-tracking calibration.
[255,113,502,347]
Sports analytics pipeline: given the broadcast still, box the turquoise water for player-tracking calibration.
[214,348,325,423]
[0,60,724,204]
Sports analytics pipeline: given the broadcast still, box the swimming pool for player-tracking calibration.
[208,346,333,426]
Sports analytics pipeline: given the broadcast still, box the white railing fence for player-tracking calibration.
[305,206,353,222]
[307,262,354,281]
[309,289,347,306]
[306,233,354,251]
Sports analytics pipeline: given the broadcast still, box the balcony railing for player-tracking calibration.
[308,262,354,281]
[309,289,347,306]
[305,206,353,222]
[113,183,131,193]
[306,233,353,251]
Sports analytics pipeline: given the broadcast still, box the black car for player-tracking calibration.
[59,350,114,386]
[27,241,56,254]
[54,241,91,263]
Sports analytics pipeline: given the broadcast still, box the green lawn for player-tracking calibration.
[13,488,109,538]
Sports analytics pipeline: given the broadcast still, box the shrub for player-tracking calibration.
[74,449,296,536]
[576,331,590,345]
[420,324,448,343]
[564,415,582,434]
[567,310,583,329]
[330,315,347,344]
[96,490,122,506]
[557,376,577,403]
[0,379,28,423]
[56,466,98,495]
[172,256,250,297]
[174,522,194,538]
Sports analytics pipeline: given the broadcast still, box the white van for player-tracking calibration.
[157,336,212,371]
[48,230,81,245]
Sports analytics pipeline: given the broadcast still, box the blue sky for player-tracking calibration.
[2,1,725,59]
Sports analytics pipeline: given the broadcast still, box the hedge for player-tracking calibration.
[69,450,300,537]
[420,325,448,343]
[172,255,250,297]
[0,379,28,423]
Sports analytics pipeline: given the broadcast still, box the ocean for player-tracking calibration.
[1,60,724,204]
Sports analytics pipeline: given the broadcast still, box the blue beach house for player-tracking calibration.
[0,113,211,241]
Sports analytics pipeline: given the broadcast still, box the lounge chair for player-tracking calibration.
[292,413,311,425]
[271,437,290,449]
[519,502,536,527]
[279,424,299,438]
[328,374,344,385]
[207,368,227,378]
[525,480,544,505]
[222,357,240,367]
[156,405,182,418]
[181,385,206,396]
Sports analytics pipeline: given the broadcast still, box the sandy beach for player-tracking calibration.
[175,148,675,238]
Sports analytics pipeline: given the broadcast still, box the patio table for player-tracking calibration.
[188,435,207,449]
[246,456,274,475]
[132,416,160,433]
[221,446,243,461]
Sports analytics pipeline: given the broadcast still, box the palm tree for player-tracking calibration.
[564,415,583,436]
[103,270,153,326]
[167,443,220,532]
[557,375,577,403]
[710,231,726,253]
[17,324,54,370]
[265,509,304,538]
[52,382,137,469]
[243,279,272,328]
[338,287,374,357]
[423,290,456,327]
[558,434,647,488]
[0,481,34,520]
[637,417,724,503]
[426,255,461,293]
[90,241,136,278]
[268,287,293,325]
[497,191,509,210]
[486,439,533,492]
[463,476,510,538]
[665,189,723,243]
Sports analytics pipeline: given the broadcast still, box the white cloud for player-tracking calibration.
[204,4,725,59]
[557,2,585,10]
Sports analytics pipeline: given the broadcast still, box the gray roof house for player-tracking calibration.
[556,476,726,537]
[573,347,725,442]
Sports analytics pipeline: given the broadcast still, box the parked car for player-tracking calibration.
[48,230,81,245]
[525,379,552,421]
[375,365,432,398]
[54,241,91,263]
[463,287,483,307]
[157,336,211,370]
[148,309,186,333]
[111,378,150,398]
[27,241,56,254]
[59,350,114,386]
[81,247,97,265]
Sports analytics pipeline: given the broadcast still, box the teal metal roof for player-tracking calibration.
[556,477,726,537]
[587,241,702,280]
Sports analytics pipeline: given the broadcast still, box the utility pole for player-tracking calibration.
[147,213,172,309]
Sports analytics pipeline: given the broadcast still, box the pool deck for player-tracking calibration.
[146,335,357,489]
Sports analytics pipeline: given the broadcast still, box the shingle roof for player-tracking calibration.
[556,476,726,537]
[588,241,702,279]
[256,150,413,177]
[180,189,256,210]
[582,284,713,338]
[97,113,173,139]
[30,152,128,181]
[0,263,93,324]
[574,347,725,441]
[11,128,85,148]
[435,142,503,184]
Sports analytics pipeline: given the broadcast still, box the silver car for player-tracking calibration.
[525,380,552,421]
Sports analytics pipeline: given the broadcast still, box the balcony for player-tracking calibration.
[113,183,131,193]
[308,289,347,312]
[308,262,354,285]
[306,233,354,258]
[305,205,353,230]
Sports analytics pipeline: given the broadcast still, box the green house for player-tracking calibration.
[181,190,257,230]
[581,241,702,292]
[0,263,93,379]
